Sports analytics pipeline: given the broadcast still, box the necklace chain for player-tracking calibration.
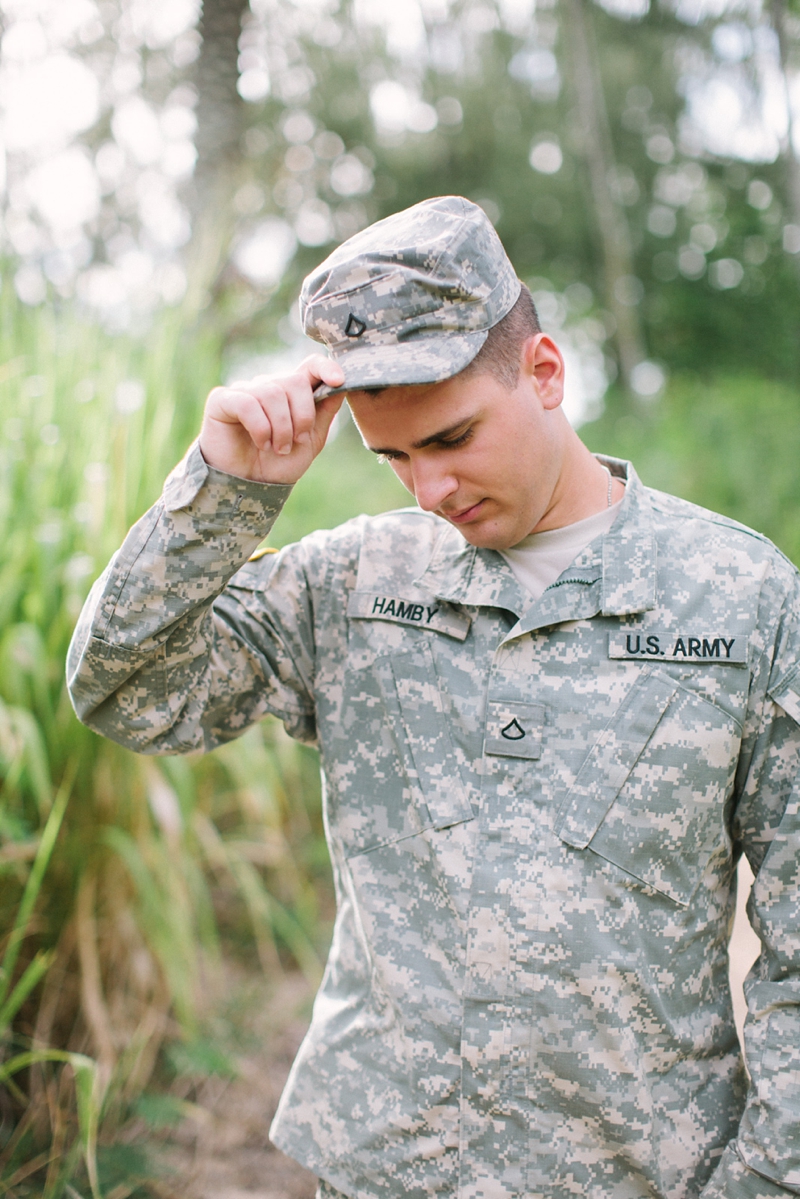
[602,464,613,508]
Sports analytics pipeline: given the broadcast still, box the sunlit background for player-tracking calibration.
[4,0,800,421]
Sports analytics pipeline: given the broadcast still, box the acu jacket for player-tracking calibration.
[67,446,800,1199]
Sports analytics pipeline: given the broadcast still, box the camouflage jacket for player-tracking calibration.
[67,445,800,1199]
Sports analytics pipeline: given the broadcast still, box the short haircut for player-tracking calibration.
[462,283,541,390]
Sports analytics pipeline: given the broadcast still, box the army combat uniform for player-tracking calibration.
[68,444,800,1199]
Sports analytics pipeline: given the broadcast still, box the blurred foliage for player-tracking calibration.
[215,0,800,396]
[585,373,800,563]
[7,0,800,396]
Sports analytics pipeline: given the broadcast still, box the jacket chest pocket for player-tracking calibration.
[554,671,741,905]
[330,643,473,858]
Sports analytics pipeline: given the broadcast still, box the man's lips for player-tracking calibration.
[442,499,485,524]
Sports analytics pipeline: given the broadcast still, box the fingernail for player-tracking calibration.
[277,444,292,455]
[297,432,311,445]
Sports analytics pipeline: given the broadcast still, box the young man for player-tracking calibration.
[68,196,800,1199]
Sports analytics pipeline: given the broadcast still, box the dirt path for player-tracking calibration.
[159,972,318,1199]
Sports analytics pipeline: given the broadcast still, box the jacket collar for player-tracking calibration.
[415,458,657,633]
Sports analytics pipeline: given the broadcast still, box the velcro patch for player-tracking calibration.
[348,591,471,641]
[484,700,546,759]
[609,631,747,664]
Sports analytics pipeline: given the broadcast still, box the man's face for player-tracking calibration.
[347,335,567,551]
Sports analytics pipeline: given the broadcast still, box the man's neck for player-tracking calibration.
[532,431,621,533]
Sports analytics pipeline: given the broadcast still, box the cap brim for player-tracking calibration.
[313,328,489,400]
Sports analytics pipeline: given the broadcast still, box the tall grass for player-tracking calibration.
[0,282,407,1196]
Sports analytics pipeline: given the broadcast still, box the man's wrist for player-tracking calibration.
[164,440,293,529]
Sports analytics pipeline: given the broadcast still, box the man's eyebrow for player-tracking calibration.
[367,414,477,456]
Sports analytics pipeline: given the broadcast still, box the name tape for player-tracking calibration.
[347,591,471,641]
[609,631,747,664]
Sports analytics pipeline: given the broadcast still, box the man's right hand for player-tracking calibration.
[198,355,346,485]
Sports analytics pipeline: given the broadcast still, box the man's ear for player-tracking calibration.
[520,333,565,410]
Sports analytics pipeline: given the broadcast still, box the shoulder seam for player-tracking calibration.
[646,490,797,569]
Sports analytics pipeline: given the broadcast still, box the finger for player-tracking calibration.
[210,389,273,449]
[230,354,342,398]
[216,381,300,455]
[281,372,319,444]
[263,389,294,454]
[245,370,321,447]
[209,354,345,456]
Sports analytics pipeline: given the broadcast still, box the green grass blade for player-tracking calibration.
[101,826,198,1032]
[71,1056,102,1199]
[0,949,54,1035]
[226,853,321,981]
[0,765,74,1010]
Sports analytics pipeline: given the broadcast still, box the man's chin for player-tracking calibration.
[451,521,517,552]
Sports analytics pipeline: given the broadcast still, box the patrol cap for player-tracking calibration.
[300,195,521,398]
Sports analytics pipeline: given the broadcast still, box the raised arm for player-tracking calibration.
[67,356,344,753]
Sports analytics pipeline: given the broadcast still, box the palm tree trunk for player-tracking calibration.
[192,0,251,213]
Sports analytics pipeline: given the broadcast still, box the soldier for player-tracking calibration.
[68,196,800,1199]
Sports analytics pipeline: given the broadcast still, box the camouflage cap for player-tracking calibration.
[300,195,521,397]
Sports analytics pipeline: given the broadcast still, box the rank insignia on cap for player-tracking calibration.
[345,313,366,338]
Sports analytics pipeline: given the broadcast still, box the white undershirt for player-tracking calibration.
[500,497,624,601]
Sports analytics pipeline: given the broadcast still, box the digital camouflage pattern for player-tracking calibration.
[300,196,522,398]
[67,446,800,1199]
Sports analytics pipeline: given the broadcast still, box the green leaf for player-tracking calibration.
[166,1037,238,1081]
[133,1092,190,1130]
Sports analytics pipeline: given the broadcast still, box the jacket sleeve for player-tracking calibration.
[66,441,320,752]
[701,568,800,1198]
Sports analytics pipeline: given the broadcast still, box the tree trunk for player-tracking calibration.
[561,0,646,392]
[768,0,800,234]
[191,0,251,214]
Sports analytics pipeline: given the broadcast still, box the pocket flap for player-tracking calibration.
[554,672,678,849]
[373,647,474,832]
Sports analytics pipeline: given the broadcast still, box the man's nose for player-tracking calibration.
[411,459,459,512]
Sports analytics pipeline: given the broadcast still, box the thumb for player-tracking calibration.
[313,393,346,446]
